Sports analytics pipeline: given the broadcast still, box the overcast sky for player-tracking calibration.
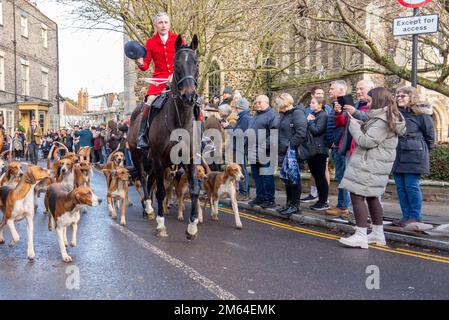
[34,0,124,100]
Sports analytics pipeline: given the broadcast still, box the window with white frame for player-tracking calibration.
[49,114,59,130]
[20,12,28,38]
[0,109,15,136]
[39,111,45,130]
[0,51,4,91]
[21,59,29,96]
[0,1,3,26]
[41,24,48,48]
[4,110,14,136]
[41,67,49,100]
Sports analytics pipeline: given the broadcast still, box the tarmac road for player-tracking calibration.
[1,170,449,300]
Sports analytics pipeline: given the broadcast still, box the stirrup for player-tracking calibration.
[137,135,149,150]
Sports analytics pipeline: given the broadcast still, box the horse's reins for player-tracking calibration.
[166,47,199,131]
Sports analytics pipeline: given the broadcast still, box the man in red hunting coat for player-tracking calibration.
[134,12,184,150]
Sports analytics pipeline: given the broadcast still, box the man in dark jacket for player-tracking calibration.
[334,80,374,157]
[231,98,252,200]
[74,124,93,148]
[325,80,351,216]
[247,95,279,209]
[220,87,233,106]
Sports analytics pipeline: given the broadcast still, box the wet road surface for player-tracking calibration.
[1,170,449,299]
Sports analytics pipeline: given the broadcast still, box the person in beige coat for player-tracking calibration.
[26,120,42,165]
[338,87,406,249]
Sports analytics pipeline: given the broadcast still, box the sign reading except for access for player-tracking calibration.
[397,0,433,8]
[393,14,439,36]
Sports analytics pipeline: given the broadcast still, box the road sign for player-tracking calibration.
[393,14,439,36]
[397,0,433,8]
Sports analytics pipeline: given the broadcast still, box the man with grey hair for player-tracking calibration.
[134,12,183,149]
[333,79,374,156]
[325,80,350,216]
[248,95,279,209]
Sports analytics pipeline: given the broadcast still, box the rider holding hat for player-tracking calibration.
[134,12,184,150]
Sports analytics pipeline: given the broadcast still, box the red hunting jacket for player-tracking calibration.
[139,32,184,96]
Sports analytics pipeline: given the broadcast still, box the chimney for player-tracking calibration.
[77,88,89,112]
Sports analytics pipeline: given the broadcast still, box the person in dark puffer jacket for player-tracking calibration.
[307,97,330,211]
[301,86,332,204]
[275,93,307,217]
[248,95,279,209]
[392,86,435,226]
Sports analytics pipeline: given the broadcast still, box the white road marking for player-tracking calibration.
[110,222,238,300]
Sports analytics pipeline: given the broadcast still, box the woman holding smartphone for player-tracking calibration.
[338,87,406,249]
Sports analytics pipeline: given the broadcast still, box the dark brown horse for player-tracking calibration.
[128,35,201,239]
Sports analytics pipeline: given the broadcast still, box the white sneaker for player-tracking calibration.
[339,227,368,249]
[367,225,386,245]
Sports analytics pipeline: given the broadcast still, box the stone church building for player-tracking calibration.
[124,5,449,142]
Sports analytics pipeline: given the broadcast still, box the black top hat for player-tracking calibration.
[124,41,147,60]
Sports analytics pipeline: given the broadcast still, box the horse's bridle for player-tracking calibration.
[172,48,199,90]
[166,48,199,131]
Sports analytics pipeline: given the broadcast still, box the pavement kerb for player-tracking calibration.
[219,199,449,252]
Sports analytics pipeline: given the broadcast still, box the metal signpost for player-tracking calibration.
[395,0,436,87]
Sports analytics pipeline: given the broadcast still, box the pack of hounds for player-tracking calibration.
[0,142,246,263]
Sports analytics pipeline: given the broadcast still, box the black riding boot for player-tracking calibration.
[137,108,150,150]
[282,184,301,217]
[277,183,292,213]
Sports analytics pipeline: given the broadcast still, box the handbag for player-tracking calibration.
[280,146,300,185]
[297,129,318,162]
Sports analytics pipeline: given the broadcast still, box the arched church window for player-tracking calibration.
[208,61,221,100]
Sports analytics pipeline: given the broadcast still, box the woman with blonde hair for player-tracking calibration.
[392,86,435,226]
[276,93,307,216]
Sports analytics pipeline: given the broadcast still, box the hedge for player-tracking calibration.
[426,143,449,181]
[325,143,449,182]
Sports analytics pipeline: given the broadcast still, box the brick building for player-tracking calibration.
[0,0,59,135]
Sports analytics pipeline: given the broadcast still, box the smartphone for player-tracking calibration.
[332,100,339,108]
[337,94,355,107]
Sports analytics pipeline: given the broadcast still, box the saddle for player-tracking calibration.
[144,91,170,131]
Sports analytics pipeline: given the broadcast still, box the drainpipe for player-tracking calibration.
[13,0,18,104]
[56,23,60,127]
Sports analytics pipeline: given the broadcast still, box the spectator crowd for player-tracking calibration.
[201,81,435,249]
[12,80,435,249]
[9,119,133,167]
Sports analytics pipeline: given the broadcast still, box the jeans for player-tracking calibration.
[28,143,38,165]
[393,173,423,221]
[239,159,250,196]
[251,162,275,202]
[332,149,350,209]
[124,148,133,167]
[101,146,108,164]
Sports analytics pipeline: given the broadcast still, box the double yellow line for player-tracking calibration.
[217,205,449,265]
